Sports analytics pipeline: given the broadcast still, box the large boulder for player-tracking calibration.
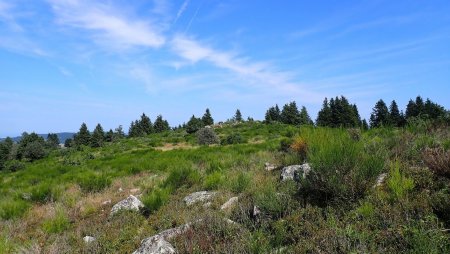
[110,195,144,216]
[280,163,311,181]
[183,191,216,206]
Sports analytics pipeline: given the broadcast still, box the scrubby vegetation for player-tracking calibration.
[0,96,449,253]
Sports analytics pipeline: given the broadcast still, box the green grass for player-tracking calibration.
[0,122,449,253]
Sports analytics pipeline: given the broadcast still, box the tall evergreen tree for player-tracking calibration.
[105,129,114,142]
[234,109,243,122]
[139,113,153,135]
[0,137,13,170]
[17,132,46,161]
[265,104,281,123]
[361,119,369,130]
[154,115,170,133]
[74,123,91,147]
[46,133,60,149]
[186,115,204,134]
[405,99,419,119]
[388,100,403,127]
[281,101,301,125]
[202,108,214,126]
[370,99,390,128]
[299,106,313,125]
[317,98,332,126]
[423,98,446,119]
[91,123,105,148]
[114,125,125,139]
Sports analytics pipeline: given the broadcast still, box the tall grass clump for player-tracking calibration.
[141,187,171,214]
[162,166,201,191]
[203,171,224,190]
[42,208,70,234]
[77,173,111,193]
[0,198,29,220]
[387,161,414,201]
[300,127,385,203]
[228,171,251,194]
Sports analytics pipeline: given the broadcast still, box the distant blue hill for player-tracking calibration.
[0,132,75,144]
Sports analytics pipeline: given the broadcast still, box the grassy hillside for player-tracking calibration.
[0,122,449,253]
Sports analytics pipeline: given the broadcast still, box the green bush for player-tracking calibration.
[29,182,57,203]
[42,208,70,234]
[78,173,111,193]
[196,128,219,145]
[4,160,25,172]
[221,133,244,145]
[0,198,29,220]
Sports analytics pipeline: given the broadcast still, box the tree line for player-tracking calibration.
[1,95,448,170]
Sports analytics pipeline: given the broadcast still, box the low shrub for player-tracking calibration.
[29,182,56,203]
[4,160,25,172]
[228,171,251,194]
[221,133,244,145]
[0,198,29,220]
[196,128,219,145]
[42,208,70,234]
[289,136,308,161]
[422,147,450,177]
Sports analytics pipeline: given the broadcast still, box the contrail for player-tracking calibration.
[185,0,203,33]
[173,0,190,25]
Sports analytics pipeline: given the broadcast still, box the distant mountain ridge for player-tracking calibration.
[0,132,75,144]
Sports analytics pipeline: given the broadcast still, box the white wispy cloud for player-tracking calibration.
[170,35,324,102]
[174,0,190,24]
[47,0,165,49]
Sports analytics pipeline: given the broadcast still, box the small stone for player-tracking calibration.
[21,193,31,200]
[265,162,277,171]
[118,187,123,192]
[83,236,96,244]
[253,205,261,217]
[220,197,238,210]
[280,163,311,181]
[373,173,388,188]
[102,200,112,206]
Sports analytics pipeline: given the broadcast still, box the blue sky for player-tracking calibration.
[1,0,449,137]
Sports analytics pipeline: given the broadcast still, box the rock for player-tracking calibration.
[83,236,96,244]
[21,193,31,200]
[110,195,144,216]
[220,197,238,210]
[132,235,176,254]
[102,200,112,206]
[280,163,311,181]
[118,187,123,192]
[183,191,216,206]
[253,205,261,217]
[264,162,277,171]
[373,173,388,188]
[130,188,140,194]
[133,223,192,254]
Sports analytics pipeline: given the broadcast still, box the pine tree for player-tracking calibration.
[388,100,402,127]
[0,137,13,170]
[202,108,214,126]
[114,125,125,139]
[139,113,153,135]
[105,129,114,142]
[317,98,331,126]
[17,132,46,161]
[265,105,282,123]
[154,115,170,133]
[405,99,419,119]
[234,109,243,122]
[281,101,301,125]
[74,123,91,147]
[46,133,60,149]
[299,106,313,125]
[361,119,369,130]
[423,98,446,119]
[91,123,105,147]
[370,99,390,128]
[186,115,204,134]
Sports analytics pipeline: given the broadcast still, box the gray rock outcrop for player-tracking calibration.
[110,195,144,216]
[220,196,238,210]
[280,163,311,181]
[132,223,192,254]
[183,191,216,206]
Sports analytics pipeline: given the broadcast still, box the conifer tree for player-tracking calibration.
[202,108,214,126]
[370,99,390,128]
[389,100,403,127]
[281,101,301,125]
[46,133,60,149]
[139,113,153,135]
[91,123,105,147]
[105,129,114,142]
[299,106,313,125]
[154,115,170,133]
[234,109,243,122]
[74,123,91,147]
[186,115,204,134]
[317,98,332,126]
[114,125,125,139]
[405,99,419,119]
[361,119,369,130]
